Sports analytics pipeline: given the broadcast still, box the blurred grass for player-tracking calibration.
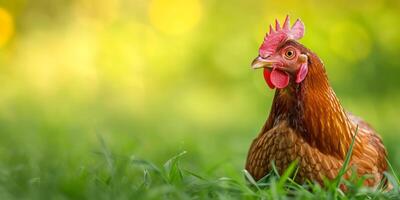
[0,0,399,199]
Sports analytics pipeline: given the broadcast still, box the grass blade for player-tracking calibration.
[333,125,359,197]
[243,169,261,191]
[163,151,187,184]
[277,159,299,189]
[386,157,400,185]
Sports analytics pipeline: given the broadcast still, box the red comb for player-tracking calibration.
[259,15,305,58]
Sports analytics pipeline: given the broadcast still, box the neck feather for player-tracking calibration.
[263,51,354,158]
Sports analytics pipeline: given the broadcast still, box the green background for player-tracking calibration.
[0,0,399,198]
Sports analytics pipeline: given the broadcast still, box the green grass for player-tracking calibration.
[105,148,400,200]
[1,130,398,200]
[127,126,400,200]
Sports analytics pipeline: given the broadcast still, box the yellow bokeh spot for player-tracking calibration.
[0,7,14,47]
[148,0,202,35]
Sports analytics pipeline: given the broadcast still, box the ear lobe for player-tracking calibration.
[296,62,308,83]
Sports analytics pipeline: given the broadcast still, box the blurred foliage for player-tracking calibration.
[0,0,399,198]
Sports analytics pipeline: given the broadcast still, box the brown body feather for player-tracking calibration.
[245,41,387,186]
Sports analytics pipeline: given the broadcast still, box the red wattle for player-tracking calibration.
[263,68,275,89]
[270,68,290,89]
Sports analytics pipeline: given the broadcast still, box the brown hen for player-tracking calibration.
[245,16,388,187]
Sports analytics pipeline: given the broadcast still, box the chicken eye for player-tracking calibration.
[284,49,296,59]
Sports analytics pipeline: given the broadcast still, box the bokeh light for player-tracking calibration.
[148,0,202,35]
[0,7,14,47]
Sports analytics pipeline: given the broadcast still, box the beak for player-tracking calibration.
[251,56,275,69]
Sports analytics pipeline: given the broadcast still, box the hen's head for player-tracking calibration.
[252,15,308,89]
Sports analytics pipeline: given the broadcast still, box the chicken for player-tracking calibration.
[245,15,388,187]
